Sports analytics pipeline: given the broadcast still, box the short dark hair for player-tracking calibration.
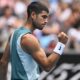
[27,1,49,18]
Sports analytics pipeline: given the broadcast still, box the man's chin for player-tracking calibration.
[39,27,44,30]
[36,26,43,30]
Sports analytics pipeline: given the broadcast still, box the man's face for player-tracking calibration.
[32,11,49,30]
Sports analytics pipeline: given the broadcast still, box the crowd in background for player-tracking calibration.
[0,0,80,54]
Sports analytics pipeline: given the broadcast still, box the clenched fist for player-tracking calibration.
[58,32,68,44]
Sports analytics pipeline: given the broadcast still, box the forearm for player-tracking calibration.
[42,42,65,71]
[41,53,60,72]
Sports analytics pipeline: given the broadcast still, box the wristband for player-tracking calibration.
[53,42,65,55]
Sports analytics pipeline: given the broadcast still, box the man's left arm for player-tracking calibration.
[0,40,10,80]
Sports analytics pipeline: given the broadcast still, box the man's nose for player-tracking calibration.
[45,18,48,23]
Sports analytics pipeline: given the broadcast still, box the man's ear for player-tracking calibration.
[31,12,37,19]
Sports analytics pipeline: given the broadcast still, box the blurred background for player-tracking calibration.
[0,0,80,80]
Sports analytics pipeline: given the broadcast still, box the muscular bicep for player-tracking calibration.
[21,34,48,68]
[32,47,49,68]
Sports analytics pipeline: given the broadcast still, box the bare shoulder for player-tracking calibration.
[21,34,40,53]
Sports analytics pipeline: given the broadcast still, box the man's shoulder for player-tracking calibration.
[20,33,40,53]
[22,34,38,43]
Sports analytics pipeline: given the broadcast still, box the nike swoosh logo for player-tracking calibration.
[59,46,61,50]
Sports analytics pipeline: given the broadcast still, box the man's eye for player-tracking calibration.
[42,15,48,19]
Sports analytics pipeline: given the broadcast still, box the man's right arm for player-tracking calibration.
[21,32,68,72]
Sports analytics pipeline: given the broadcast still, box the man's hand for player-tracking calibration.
[58,32,68,44]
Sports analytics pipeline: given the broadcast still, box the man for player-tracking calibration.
[0,1,68,80]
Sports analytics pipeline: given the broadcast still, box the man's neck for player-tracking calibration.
[24,20,35,32]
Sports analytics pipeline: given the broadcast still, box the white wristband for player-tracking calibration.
[53,42,65,55]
